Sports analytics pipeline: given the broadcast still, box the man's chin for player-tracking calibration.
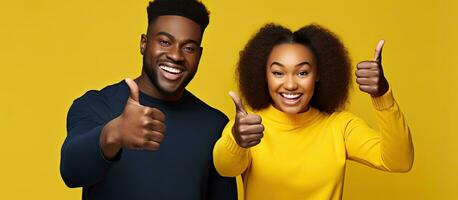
[145,70,193,99]
[157,76,193,97]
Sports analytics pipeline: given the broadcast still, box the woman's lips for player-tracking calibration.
[279,93,303,105]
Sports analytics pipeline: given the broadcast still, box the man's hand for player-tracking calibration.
[100,78,166,159]
[229,91,264,148]
[356,40,389,97]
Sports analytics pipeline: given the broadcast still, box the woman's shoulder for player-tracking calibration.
[327,110,362,124]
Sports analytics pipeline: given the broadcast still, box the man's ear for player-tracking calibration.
[140,34,147,55]
[198,46,203,58]
[195,46,204,66]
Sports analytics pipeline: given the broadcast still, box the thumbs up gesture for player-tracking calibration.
[356,40,389,97]
[229,92,264,148]
[100,78,166,159]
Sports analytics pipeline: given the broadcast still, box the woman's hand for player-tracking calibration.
[356,40,389,97]
[229,92,264,148]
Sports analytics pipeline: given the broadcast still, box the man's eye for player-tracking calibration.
[184,46,196,53]
[159,40,170,46]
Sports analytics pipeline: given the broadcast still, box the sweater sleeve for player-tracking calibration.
[212,120,251,177]
[60,96,121,188]
[343,88,414,172]
[206,156,238,200]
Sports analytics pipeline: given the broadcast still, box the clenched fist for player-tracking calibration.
[229,91,264,148]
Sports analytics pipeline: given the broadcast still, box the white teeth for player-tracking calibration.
[159,65,182,74]
[281,93,301,99]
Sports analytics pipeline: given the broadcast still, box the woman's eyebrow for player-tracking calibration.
[270,61,311,68]
[295,61,311,67]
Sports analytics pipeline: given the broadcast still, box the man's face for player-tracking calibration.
[141,15,203,98]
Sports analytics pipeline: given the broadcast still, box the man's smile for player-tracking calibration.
[158,62,185,81]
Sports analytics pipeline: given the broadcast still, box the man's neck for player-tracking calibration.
[135,75,183,102]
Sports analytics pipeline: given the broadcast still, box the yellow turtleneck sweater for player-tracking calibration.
[213,89,414,200]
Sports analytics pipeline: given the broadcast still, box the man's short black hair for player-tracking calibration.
[147,0,210,33]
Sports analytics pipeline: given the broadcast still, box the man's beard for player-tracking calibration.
[142,59,195,97]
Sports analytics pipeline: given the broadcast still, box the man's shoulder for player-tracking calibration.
[69,80,128,118]
[74,80,128,105]
[67,80,128,125]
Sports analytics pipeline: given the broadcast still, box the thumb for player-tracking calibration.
[229,91,247,115]
[125,78,140,102]
[373,39,385,63]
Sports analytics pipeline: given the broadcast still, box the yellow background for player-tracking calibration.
[0,0,457,199]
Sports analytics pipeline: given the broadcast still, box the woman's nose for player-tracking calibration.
[283,76,298,91]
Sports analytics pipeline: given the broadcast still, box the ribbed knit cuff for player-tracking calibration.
[371,87,395,110]
[222,131,249,156]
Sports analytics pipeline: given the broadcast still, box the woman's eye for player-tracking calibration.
[273,71,284,77]
[298,71,309,77]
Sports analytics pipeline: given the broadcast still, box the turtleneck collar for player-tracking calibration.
[256,104,322,126]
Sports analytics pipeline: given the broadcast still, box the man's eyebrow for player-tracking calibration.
[155,32,175,40]
[182,39,200,46]
[155,32,200,46]
[270,61,311,67]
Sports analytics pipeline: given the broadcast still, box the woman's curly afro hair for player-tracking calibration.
[237,23,352,114]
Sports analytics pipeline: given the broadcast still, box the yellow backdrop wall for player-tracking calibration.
[0,0,456,199]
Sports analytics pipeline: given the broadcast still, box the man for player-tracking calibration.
[60,0,237,199]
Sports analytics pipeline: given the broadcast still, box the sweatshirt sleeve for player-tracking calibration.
[60,96,121,188]
[343,88,414,172]
[212,120,251,177]
[206,155,238,200]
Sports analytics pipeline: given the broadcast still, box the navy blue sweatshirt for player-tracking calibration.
[60,81,237,200]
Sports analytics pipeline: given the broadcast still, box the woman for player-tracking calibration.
[213,24,414,200]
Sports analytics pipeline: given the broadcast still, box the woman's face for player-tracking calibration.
[266,43,318,114]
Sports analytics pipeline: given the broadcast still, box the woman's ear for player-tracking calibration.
[315,69,319,82]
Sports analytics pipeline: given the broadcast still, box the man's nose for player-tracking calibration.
[166,45,184,62]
